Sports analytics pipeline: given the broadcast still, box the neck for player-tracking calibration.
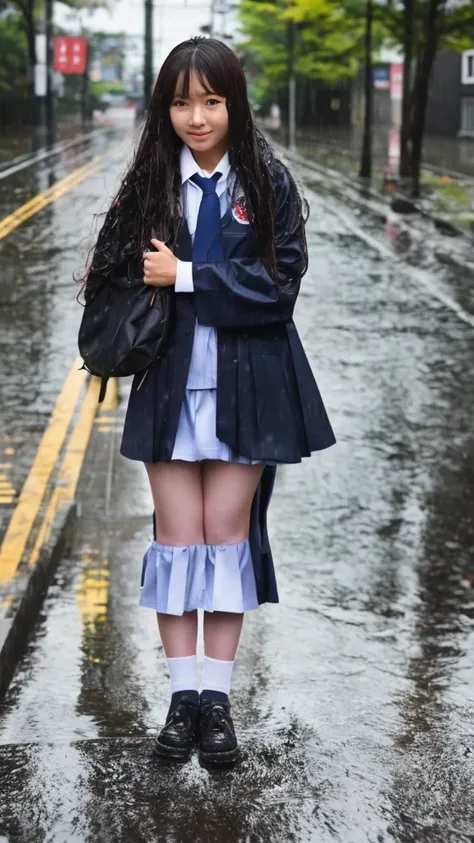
[190,138,228,173]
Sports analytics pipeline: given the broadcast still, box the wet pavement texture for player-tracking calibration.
[270,125,474,238]
[291,125,474,181]
[0,126,132,533]
[0,120,88,166]
[1,128,474,842]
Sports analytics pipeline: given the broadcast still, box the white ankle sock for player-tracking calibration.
[167,655,199,694]
[201,655,234,696]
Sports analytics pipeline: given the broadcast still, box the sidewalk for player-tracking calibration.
[294,126,474,180]
[0,117,93,167]
[268,124,474,235]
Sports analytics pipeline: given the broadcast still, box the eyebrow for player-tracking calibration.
[173,91,221,99]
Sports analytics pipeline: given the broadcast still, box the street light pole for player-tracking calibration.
[287,19,296,152]
[210,0,216,36]
[45,0,56,146]
[359,0,373,178]
[144,0,153,108]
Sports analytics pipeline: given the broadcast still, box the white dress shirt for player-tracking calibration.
[175,143,231,389]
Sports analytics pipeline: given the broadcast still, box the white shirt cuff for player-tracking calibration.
[175,260,194,292]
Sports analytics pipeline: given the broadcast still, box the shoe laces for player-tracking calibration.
[202,702,232,734]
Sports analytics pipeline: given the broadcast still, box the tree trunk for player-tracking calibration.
[399,0,414,181]
[409,0,439,197]
[359,0,373,179]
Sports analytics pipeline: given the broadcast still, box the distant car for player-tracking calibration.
[94,91,137,125]
[100,91,128,107]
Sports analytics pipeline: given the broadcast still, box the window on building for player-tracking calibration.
[460,98,474,136]
[462,50,474,84]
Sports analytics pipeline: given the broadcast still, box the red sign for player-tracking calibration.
[54,37,87,74]
[390,62,404,101]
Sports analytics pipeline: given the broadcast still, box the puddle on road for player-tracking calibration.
[0,726,329,843]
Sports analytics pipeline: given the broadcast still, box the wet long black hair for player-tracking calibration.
[79,36,309,299]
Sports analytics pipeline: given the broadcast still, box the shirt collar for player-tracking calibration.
[180,143,230,186]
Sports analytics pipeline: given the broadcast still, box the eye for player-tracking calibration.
[173,99,186,107]
[206,98,221,106]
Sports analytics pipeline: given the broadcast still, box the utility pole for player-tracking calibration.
[210,0,216,35]
[81,41,90,125]
[45,0,56,146]
[144,0,153,109]
[400,0,414,181]
[287,19,296,152]
[359,0,373,179]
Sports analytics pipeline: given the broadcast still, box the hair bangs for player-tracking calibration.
[173,47,229,101]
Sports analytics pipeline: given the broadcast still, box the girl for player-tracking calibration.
[82,37,335,768]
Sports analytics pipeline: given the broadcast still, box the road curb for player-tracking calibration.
[0,500,77,699]
[434,249,474,277]
[265,132,474,275]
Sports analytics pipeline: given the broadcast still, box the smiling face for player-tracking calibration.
[169,70,229,168]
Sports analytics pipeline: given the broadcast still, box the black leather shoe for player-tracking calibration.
[198,699,240,768]
[153,694,200,761]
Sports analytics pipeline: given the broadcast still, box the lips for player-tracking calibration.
[188,132,211,138]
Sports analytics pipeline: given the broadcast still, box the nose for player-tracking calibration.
[189,105,206,127]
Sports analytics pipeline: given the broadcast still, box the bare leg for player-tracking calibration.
[202,461,264,662]
[145,460,204,658]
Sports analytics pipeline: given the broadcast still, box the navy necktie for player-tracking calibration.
[190,172,224,262]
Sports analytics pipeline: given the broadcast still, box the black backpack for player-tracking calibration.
[78,208,171,402]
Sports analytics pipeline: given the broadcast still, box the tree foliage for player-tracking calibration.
[237,0,369,106]
[1,0,106,76]
[376,0,474,55]
[0,12,27,91]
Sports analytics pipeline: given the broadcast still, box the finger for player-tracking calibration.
[150,238,169,252]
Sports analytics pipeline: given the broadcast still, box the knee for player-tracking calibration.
[155,510,204,546]
[203,504,249,546]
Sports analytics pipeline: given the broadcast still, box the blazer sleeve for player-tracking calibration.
[192,164,308,329]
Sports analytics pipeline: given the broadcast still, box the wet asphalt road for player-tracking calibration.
[0,125,129,535]
[1,127,474,842]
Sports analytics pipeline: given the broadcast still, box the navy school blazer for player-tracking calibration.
[120,159,336,605]
[121,160,336,466]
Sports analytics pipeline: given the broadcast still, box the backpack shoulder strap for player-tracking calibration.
[98,377,109,403]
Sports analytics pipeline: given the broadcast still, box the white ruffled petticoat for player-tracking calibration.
[140,540,259,615]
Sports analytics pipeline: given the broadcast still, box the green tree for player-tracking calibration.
[0,0,106,125]
[0,12,27,92]
[238,0,365,111]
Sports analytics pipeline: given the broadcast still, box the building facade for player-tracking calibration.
[425,49,474,137]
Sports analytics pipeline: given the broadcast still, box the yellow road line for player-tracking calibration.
[0,359,86,584]
[29,375,101,567]
[0,160,98,239]
[0,144,124,241]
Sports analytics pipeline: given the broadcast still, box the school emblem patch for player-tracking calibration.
[232,197,250,224]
